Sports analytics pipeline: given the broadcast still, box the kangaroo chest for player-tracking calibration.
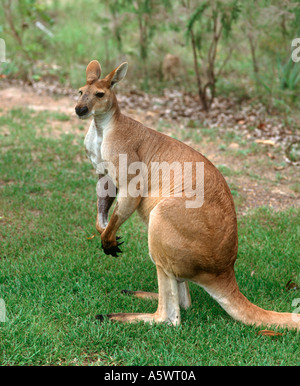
[84,119,104,170]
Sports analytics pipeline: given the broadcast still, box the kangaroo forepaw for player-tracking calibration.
[101,238,124,257]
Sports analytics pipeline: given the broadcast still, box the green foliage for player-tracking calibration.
[221,0,240,38]
[17,0,53,24]
[0,0,298,107]
[186,1,240,40]
[186,2,208,39]
[278,58,300,92]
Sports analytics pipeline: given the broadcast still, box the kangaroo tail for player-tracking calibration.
[197,269,300,330]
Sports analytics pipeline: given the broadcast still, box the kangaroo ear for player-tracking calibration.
[106,62,128,89]
[86,60,102,83]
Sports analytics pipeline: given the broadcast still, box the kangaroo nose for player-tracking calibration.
[75,106,88,116]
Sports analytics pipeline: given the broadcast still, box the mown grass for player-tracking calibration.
[0,108,299,366]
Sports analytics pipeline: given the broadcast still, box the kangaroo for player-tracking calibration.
[75,60,299,329]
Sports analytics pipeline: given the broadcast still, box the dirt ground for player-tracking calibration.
[0,81,299,215]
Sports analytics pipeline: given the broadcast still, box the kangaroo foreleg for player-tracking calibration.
[96,174,116,234]
[101,194,141,256]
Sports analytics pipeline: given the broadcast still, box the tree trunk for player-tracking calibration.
[248,34,259,75]
[190,29,208,111]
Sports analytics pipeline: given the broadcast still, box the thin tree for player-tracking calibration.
[184,0,240,111]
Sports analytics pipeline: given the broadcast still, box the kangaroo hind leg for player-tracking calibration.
[121,277,191,309]
[96,265,181,325]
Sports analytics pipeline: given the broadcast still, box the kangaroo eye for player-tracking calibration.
[96,92,105,98]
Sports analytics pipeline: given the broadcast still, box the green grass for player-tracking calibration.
[0,108,299,366]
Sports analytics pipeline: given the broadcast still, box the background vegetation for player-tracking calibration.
[0,0,300,111]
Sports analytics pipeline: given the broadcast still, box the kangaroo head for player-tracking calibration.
[75,60,128,119]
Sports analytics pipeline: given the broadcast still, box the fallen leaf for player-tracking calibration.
[271,188,288,196]
[255,139,276,146]
[257,122,266,130]
[258,330,283,337]
[87,234,96,240]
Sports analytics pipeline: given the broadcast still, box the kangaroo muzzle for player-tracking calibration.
[75,105,88,117]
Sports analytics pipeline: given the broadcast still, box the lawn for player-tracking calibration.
[0,108,299,366]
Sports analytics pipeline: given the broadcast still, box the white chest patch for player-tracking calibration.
[84,119,104,170]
